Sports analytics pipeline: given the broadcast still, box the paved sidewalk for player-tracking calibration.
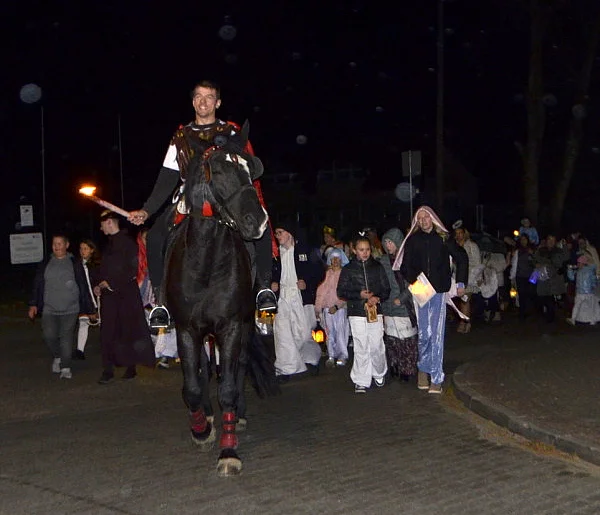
[451,314,600,466]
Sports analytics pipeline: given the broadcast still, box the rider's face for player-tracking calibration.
[192,87,221,122]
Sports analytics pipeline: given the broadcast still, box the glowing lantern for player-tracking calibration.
[513,230,519,237]
[312,323,325,343]
[510,287,518,299]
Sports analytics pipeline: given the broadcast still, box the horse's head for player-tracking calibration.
[185,127,268,240]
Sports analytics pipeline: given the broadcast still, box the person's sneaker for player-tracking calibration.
[374,377,385,388]
[52,358,61,374]
[72,349,85,360]
[59,368,72,379]
[122,366,137,380]
[565,318,575,326]
[157,357,170,369]
[325,357,336,368]
[149,305,170,329]
[335,359,347,367]
[428,383,443,394]
[256,289,278,312]
[98,371,114,385]
[417,371,429,390]
[354,384,367,394]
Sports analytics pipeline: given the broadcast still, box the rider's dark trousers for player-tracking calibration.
[146,207,273,303]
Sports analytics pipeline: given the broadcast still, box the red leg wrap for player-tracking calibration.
[189,409,207,434]
[220,412,238,449]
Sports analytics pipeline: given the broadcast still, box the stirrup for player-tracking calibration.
[256,288,277,312]
[149,305,171,328]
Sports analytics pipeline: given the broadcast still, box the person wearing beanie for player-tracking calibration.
[271,225,324,382]
[378,227,418,383]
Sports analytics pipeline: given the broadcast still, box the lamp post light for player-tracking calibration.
[19,83,46,256]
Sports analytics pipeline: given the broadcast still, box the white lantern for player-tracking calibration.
[296,135,308,145]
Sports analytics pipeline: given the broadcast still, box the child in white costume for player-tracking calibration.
[567,254,600,325]
[315,248,350,367]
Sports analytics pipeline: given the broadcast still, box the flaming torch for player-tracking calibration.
[78,186,130,218]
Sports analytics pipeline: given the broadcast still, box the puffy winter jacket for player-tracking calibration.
[337,256,390,317]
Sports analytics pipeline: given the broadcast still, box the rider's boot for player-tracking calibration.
[149,287,171,329]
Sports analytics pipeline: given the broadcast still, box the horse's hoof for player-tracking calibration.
[190,422,216,452]
[236,418,248,432]
[217,450,242,477]
[207,415,214,425]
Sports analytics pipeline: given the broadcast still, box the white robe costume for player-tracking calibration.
[273,245,321,375]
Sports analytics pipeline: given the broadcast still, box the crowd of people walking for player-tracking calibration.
[25,80,600,395]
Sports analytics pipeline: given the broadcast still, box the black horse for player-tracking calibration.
[165,124,271,477]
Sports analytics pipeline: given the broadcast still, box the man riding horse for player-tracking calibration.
[128,80,277,328]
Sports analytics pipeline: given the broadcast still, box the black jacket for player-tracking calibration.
[29,255,95,315]
[401,230,468,293]
[337,256,391,317]
[272,242,324,305]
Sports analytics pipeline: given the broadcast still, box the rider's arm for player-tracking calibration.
[141,167,180,217]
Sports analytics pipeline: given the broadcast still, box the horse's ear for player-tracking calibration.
[240,120,250,148]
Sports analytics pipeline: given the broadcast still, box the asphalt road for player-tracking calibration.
[1,314,599,515]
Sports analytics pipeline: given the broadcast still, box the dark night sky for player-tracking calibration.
[2,0,600,238]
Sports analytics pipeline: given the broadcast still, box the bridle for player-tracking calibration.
[192,148,255,232]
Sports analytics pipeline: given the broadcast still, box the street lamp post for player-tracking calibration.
[436,0,445,214]
[19,83,46,256]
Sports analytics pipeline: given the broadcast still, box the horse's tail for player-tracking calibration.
[246,331,281,398]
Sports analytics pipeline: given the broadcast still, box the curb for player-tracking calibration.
[452,362,600,467]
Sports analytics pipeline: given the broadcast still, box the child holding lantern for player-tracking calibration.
[337,234,390,394]
[315,248,350,367]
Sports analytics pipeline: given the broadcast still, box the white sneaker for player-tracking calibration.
[566,318,575,326]
[52,358,61,374]
[59,368,72,379]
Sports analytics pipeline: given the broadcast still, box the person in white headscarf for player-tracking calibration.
[392,206,468,394]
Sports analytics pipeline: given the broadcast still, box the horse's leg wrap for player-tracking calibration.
[190,409,211,439]
[219,411,238,449]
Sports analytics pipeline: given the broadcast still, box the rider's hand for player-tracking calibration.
[297,279,307,290]
[28,306,37,320]
[128,210,149,226]
[271,282,279,293]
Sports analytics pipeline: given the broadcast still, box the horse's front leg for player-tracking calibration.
[215,324,243,477]
[178,327,215,451]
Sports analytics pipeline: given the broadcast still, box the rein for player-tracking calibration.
[188,149,248,232]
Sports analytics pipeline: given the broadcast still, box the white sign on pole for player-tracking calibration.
[10,233,44,264]
[20,205,34,227]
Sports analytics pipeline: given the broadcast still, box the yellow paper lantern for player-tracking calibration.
[312,322,325,343]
